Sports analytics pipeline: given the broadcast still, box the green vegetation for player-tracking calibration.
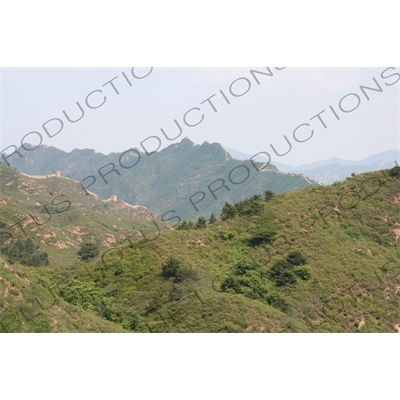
[1,167,399,332]
[195,217,207,229]
[161,257,182,278]
[389,165,400,178]
[268,252,309,287]
[0,163,167,268]
[264,190,275,201]
[6,139,316,220]
[1,237,49,267]
[269,259,297,287]
[209,213,217,224]
[77,241,100,261]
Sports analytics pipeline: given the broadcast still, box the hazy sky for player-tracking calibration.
[1,67,399,166]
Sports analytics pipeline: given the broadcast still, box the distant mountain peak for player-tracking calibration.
[181,137,195,145]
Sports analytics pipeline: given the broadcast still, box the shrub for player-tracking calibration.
[129,313,141,330]
[195,217,207,229]
[161,257,182,278]
[220,276,241,293]
[209,213,217,224]
[77,242,100,261]
[169,285,183,301]
[237,271,268,299]
[293,266,312,281]
[286,251,307,266]
[187,221,195,229]
[235,195,264,216]
[264,190,275,201]
[2,237,49,267]
[234,260,260,276]
[219,231,235,241]
[31,251,49,267]
[389,166,400,178]
[269,259,297,287]
[221,202,236,220]
[247,231,276,247]
[266,292,290,312]
[176,221,188,230]
[59,279,104,310]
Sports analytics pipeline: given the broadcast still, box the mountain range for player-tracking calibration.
[224,147,399,184]
[2,138,318,220]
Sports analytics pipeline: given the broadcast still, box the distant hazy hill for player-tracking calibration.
[5,139,317,220]
[225,147,399,184]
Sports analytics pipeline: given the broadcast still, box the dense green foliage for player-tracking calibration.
[1,167,399,332]
[389,165,400,178]
[1,237,49,267]
[161,257,182,278]
[77,242,100,261]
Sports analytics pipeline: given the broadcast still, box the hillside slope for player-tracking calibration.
[4,138,318,220]
[0,164,166,268]
[1,167,399,332]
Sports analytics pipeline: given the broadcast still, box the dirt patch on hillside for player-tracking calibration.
[42,232,56,239]
[2,278,23,300]
[54,241,68,249]
[186,239,205,246]
[102,234,117,247]
[69,227,85,235]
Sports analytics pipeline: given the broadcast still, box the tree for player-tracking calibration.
[286,251,307,266]
[264,190,275,201]
[195,216,207,229]
[269,259,297,287]
[77,242,100,261]
[31,251,49,267]
[220,276,241,293]
[247,231,276,247]
[221,202,236,220]
[235,196,264,216]
[293,266,312,281]
[176,221,188,230]
[389,166,400,178]
[161,257,182,278]
[2,237,49,267]
[209,213,217,224]
[234,260,260,276]
[187,221,195,229]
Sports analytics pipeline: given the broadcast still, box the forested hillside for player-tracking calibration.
[3,138,317,220]
[1,166,399,333]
